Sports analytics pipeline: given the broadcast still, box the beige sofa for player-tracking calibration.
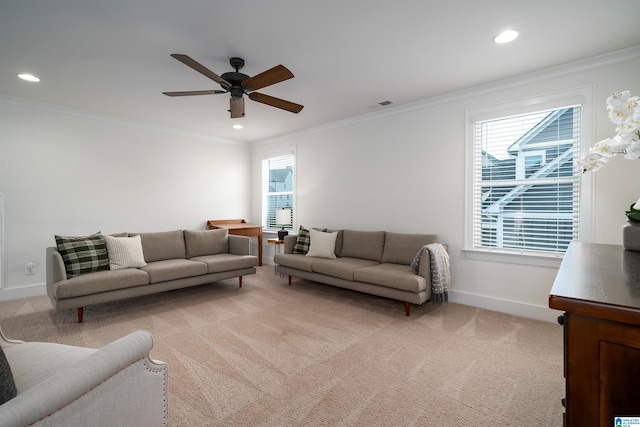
[0,327,167,427]
[274,229,448,315]
[47,229,258,322]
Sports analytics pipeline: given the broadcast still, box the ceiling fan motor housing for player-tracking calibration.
[221,60,250,98]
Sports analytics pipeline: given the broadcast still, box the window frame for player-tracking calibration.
[261,151,295,233]
[463,87,595,267]
[517,149,546,179]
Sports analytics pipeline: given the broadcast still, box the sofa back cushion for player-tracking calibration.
[135,230,186,262]
[322,228,344,257]
[184,229,229,258]
[382,232,439,265]
[340,230,386,262]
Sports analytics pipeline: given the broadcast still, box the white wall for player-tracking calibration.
[252,51,640,322]
[0,99,251,297]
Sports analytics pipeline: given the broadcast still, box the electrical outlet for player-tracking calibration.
[25,261,35,275]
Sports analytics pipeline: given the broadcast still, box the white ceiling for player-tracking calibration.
[2,1,640,144]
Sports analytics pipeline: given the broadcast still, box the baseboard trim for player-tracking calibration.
[0,283,46,302]
[448,289,561,323]
[0,282,562,323]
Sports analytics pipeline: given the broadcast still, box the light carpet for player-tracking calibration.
[0,266,564,426]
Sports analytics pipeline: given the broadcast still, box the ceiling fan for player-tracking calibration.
[163,54,304,119]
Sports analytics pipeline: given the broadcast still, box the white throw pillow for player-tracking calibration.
[305,229,338,259]
[104,234,147,270]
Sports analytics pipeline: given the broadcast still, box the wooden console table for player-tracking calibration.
[549,242,640,426]
[207,219,263,266]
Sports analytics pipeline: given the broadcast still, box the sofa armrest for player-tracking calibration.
[228,234,250,255]
[0,330,168,427]
[417,249,432,290]
[46,247,67,308]
[283,234,297,254]
[417,244,449,296]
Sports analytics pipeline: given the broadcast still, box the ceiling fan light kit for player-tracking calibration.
[163,54,304,119]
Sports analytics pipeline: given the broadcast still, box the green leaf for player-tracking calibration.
[626,203,640,224]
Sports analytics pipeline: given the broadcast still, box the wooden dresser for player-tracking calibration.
[549,242,640,426]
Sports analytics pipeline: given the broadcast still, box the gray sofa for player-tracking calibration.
[47,229,258,323]
[0,327,167,427]
[274,229,447,315]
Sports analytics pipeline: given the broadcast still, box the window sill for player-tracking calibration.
[461,248,563,268]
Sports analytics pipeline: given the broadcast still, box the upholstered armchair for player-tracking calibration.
[0,327,167,427]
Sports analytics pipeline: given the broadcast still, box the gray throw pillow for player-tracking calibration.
[0,346,17,404]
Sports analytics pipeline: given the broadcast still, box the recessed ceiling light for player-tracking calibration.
[18,73,40,82]
[232,124,243,130]
[494,29,519,44]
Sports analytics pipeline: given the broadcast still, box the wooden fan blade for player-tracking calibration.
[163,90,226,97]
[241,65,294,92]
[230,97,245,118]
[170,54,231,89]
[248,92,303,113]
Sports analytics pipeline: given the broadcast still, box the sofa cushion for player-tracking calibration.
[134,230,186,262]
[184,229,229,258]
[306,229,338,258]
[354,263,428,293]
[140,259,208,284]
[381,232,439,265]
[327,229,344,258]
[292,226,311,254]
[104,235,147,270]
[190,253,258,273]
[0,346,17,404]
[54,232,110,279]
[274,253,315,272]
[340,230,386,262]
[311,257,380,281]
[54,268,151,299]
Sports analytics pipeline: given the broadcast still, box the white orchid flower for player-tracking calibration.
[623,139,640,160]
[607,91,640,126]
[580,91,638,173]
[579,152,610,172]
[591,137,621,157]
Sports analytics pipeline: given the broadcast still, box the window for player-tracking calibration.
[466,92,590,259]
[262,153,294,231]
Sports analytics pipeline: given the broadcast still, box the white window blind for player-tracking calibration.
[471,106,581,255]
[262,154,294,230]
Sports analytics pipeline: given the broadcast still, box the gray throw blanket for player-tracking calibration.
[410,243,450,304]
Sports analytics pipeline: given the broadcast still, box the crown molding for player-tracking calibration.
[255,45,640,146]
[0,94,246,146]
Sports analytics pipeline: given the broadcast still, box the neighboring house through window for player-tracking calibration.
[262,153,294,232]
[465,87,593,263]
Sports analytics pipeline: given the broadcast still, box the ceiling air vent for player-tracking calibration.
[378,100,394,107]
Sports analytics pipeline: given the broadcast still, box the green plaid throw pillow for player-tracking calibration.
[292,226,311,254]
[55,232,110,279]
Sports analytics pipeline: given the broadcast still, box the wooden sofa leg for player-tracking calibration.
[77,307,84,323]
[239,276,243,288]
[404,302,411,316]
[288,275,292,286]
